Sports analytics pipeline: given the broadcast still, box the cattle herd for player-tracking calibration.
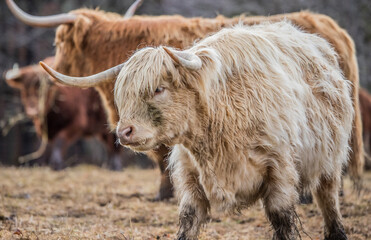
[3,0,371,239]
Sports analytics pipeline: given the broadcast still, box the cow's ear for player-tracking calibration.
[4,64,23,88]
[5,76,23,88]
[73,15,92,52]
[163,47,202,71]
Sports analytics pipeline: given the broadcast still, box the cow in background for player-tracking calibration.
[6,0,364,199]
[5,57,130,170]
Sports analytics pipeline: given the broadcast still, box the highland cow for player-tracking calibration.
[5,57,124,170]
[41,21,352,240]
[7,0,364,199]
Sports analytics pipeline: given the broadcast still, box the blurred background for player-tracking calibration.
[0,0,370,168]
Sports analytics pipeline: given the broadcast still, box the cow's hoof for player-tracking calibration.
[49,150,64,171]
[109,154,123,171]
[177,233,193,240]
[325,232,347,240]
[150,192,173,202]
[325,224,347,240]
[150,183,174,201]
[152,187,173,201]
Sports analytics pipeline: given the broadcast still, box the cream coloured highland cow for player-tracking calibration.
[41,21,353,239]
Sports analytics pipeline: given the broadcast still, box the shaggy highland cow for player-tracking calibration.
[41,21,352,240]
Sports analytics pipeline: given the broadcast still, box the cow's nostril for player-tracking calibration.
[125,127,133,137]
[120,125,135,142]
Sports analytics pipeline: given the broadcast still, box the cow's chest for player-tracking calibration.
[195,153,264,212]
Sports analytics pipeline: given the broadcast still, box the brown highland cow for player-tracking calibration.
[5,57,125,170]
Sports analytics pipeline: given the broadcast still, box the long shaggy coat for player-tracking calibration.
[114,21,353,239]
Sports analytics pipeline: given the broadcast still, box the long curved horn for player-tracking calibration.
[124,0,144,18]
[163,47,202,71]
[39,61,125,88]
[6,0,76,27]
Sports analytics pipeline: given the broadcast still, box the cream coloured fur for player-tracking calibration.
[114,21,352,239]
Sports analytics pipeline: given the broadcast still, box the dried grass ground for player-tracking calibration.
[0,165,370,240]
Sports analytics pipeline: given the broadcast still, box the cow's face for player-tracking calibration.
[114,47,200,151]
[6,66,43,119]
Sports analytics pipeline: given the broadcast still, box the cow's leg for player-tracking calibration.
[299,188,313,204]
[262,162,299,240]
[109,151,123,171]
[147,145,173,200]
[49,126,82,170]
[364,132,370,154]
[49,137,65,170]
[265,206,297,240]
[177,177,209,240]
[312,175,347,240]
[102,134,123,171]
[364,133,371,170]
[348,105,364,188]
[157,151,173,200]
[171,147,210,240]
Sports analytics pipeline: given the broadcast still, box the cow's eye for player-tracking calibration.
[154,87,165,95]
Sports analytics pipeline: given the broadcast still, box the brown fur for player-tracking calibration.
[53,10,363,184]
[359,88,371,169]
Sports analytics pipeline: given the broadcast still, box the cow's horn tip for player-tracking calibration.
[39,61,54,78]
[39,61,49,72]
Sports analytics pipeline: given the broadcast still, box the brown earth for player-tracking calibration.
[0,166,370,240]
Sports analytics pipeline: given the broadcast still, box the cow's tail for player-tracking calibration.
[348,60,364,192]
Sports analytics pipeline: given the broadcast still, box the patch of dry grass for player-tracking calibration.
[0,165,370,239]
